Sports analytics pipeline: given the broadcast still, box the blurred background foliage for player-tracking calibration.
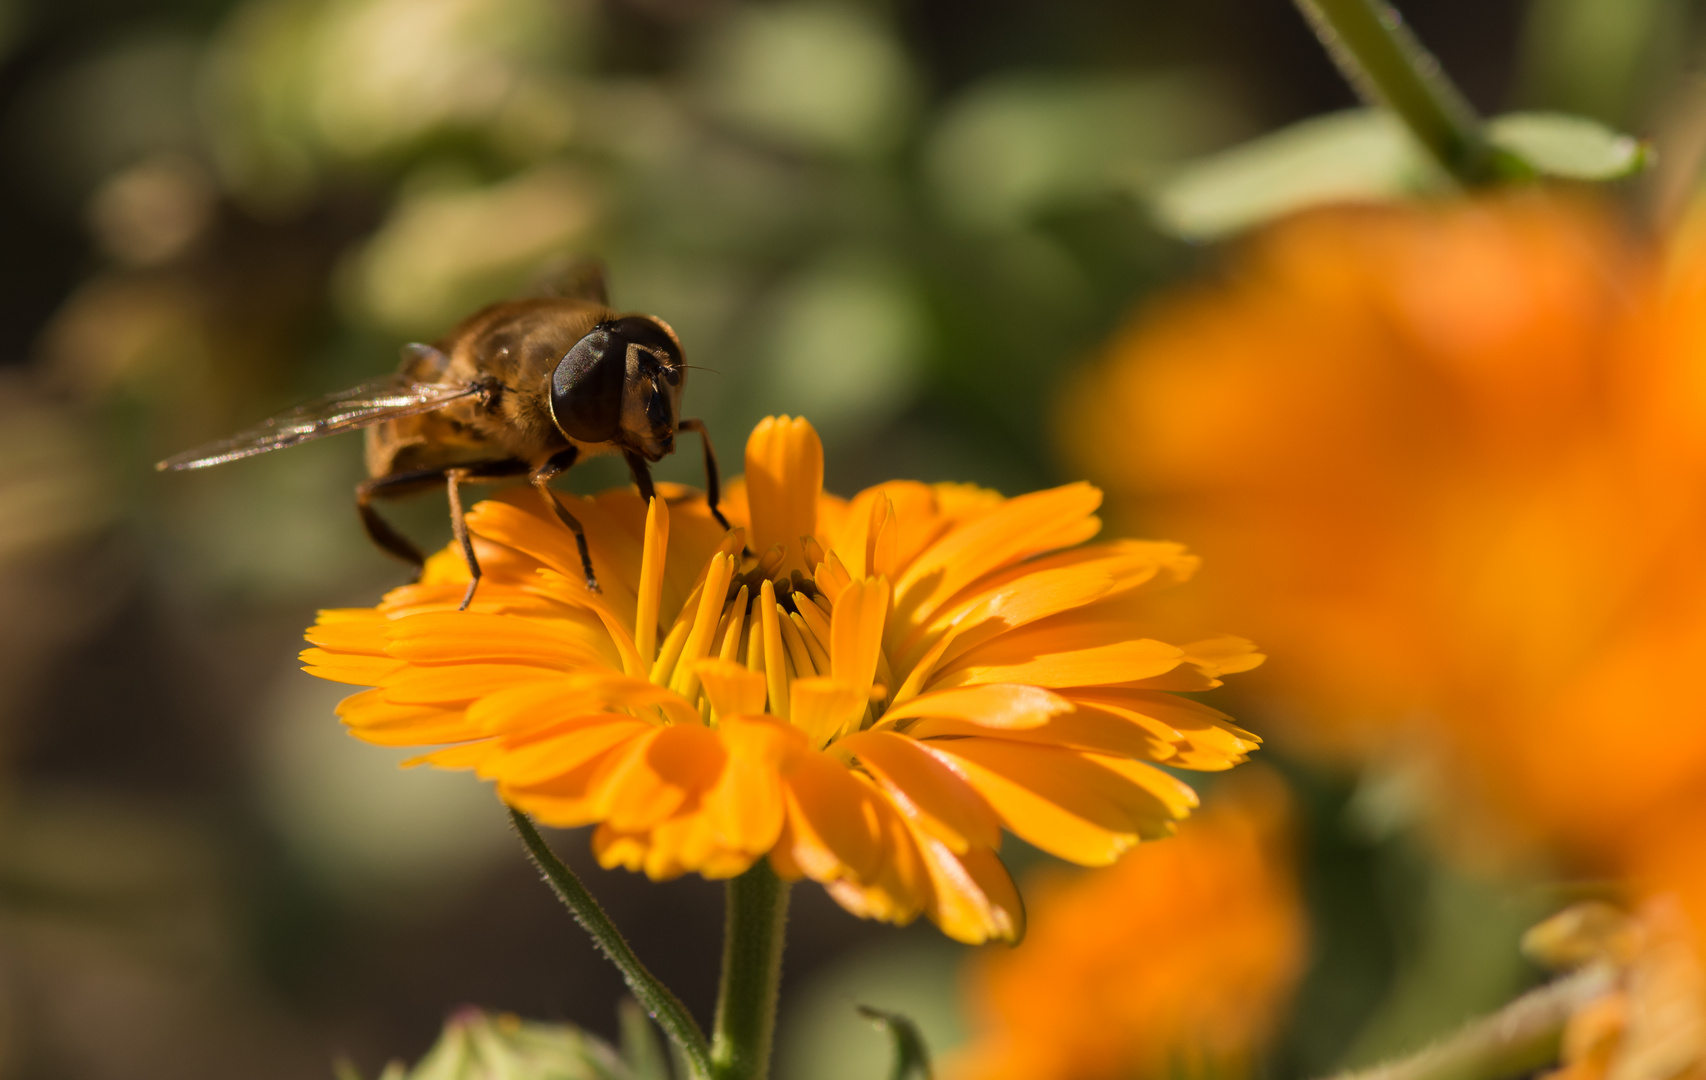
[0,0,1699,1077]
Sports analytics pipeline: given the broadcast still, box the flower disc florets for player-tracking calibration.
[304,416,1262,942]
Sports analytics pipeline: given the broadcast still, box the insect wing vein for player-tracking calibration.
[155,374,479,470]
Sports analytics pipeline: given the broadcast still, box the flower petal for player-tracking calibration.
[591,724,727,833]
[304,612,388,651]
[465,678,605,736]
[745,416,823,574]
[839,729,1001,853]
[831,575,890,696]
[696,659,769,718]
[911,824,1024,944]
[1180,635,1266,676]
[380,663,567,705]
[635,495,669,668]
[898,540,1199,667]
[905,709,1177,763]
[667,551,738,701]
[404,742,497,770]
[835,482,963,580]
[773,749,883,882]
[933,738,1185,864]
[933,636,1186,690]
[890,482,1103,638]
[878,683,1074,730]
[1066,689,1261,764]
[334,688,474,746]
[468,495,639,616]
[484,715,652,787]
[824,779,932,924]
[384,611,616,669]
[1094,755,1201,820]
[704,717,800,856]
[498,731,645,826]
[301,648,405,685]
[789,678,868,748]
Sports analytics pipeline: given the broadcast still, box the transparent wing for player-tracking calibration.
[156,373,480,471]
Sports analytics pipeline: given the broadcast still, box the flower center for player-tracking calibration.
[639,527,890,744]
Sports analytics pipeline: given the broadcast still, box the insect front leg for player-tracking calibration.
[677,418,731,531]
[622,450,657,506]
[531,447,600,593]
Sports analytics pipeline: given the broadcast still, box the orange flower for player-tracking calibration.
[1524,899,1706,1080]
[303,416,1263,943]
[1063,197,1706,883]
[947,769,1305,1080]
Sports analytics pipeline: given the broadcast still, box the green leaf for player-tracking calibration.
[1484,112,1650,180]
[856,1005,932,1080]
[1150,109,1444,241]
[925,71,1247,229]
[618,999,672,1080]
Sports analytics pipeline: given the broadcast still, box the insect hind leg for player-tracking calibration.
[356,460,527,598]
[356,468,449,570]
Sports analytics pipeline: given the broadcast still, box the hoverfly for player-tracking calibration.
[156,264,729,608]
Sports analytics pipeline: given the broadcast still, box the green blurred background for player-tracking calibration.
[0,0,1688,1076]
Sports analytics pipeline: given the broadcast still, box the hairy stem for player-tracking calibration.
[710,861,792,1080]
[509,810,712,1080]
[1327,965,1616,1080]
[1294,0,1498,184]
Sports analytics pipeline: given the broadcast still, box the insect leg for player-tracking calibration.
[677,418,731,530]
[446,468,482,611]
[531,446,600,593]
[622,450,657,505]
[358,459,526,583]
[356,467,453,570]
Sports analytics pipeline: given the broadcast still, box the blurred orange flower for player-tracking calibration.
[948,768,1305,1080]
[1062,195,1706,895]
[1524,898,1706,1080]
[303,416,1263,942]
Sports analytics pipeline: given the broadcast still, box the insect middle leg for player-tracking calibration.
[531,446,600,593]
[677,418,731,530]
[445,469,481,611]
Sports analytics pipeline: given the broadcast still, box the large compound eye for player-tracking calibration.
[549,325,626,443]
[610,315,683,372]
[548,316,684,444]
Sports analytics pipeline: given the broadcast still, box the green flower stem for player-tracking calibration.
[1325,965,1616,1080]
[1294,0,1497,184]
[710,861,792,1080]
[509,810,713,1080]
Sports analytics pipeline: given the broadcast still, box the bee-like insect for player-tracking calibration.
[156,265,729,607]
